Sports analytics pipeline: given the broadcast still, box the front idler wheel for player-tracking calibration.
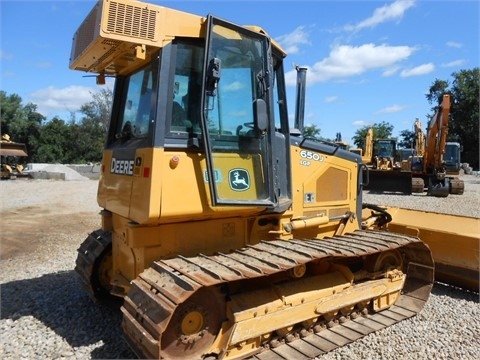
[161,287,225,360]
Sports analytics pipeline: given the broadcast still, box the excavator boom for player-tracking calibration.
[410,95,464,196]
[425,95,450,171]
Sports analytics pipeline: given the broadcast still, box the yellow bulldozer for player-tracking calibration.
[0,134,28,180]
[360,128,414,194]
[70,1,478,359]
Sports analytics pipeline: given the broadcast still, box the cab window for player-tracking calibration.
[114,58,158,143]
[167,41,204,136]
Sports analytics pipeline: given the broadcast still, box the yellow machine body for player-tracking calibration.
[70,0,204,76]
[98,143,362,295]
[68,2,462,359]
[361,128,413,194]
[0,135,28,180]
[382,206,479,292]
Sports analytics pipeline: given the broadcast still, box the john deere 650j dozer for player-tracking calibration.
[71,1,434,359]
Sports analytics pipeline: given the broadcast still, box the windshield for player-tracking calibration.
[375,141,394,157]
[444,143,460,164]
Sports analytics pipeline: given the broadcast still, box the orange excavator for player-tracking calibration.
[409,95,464,196]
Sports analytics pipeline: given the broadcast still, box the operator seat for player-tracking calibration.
[172,101,187,127]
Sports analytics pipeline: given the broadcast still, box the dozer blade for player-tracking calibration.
[0,142,28,157]
[364,169,412,194]
[120,230,433,360]
[384,206,479,292]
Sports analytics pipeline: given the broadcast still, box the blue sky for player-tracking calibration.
[1,0,478,143]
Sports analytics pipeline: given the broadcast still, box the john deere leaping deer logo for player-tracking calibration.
[229,168,250,191]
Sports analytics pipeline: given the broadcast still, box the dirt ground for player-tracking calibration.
[0,179,100,261]
[0,176,480,260]
[1,174,478,261]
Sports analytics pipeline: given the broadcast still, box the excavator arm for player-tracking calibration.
[410,94,463,196]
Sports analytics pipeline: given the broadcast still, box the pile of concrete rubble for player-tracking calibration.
[23,163,100,181]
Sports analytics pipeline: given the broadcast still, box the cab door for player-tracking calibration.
[201,16,278,207]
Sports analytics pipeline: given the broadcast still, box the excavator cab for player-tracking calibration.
[444,141,462,174]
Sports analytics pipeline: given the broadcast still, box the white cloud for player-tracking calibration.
[324,96,339,103]
[442,59,465,67]
[382,66,401,77]
[35,61,53,69]
[352,120,368,127]
[30,85,99,117]
[0,49,13,60]
[344,0,415,32]
[2,70,15,78]
[276,26,310,54]
[400,63,435,77]
[376,104,405,114]
[229,110,248,117]
[446,41,463,48]
[285,43,416,86]
[224,81,245,92]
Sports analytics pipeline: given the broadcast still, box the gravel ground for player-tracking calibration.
[319,173,480,360]
[0,174,479,359]
[363,173,480,219]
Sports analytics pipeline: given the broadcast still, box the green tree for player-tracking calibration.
[1,88,112,164]
[425,79,450,112]
[302,124,321,138]
[72,88,112,162]
[80,88,112,133]
[69,118,104,162]
[0,91,44,161]
[352,121,394,149]
[66,88,113,163]
[35,117,71,163]
[426,68,479,169]
[398,129,415,149]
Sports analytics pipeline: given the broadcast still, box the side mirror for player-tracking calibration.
[253,99,268,133]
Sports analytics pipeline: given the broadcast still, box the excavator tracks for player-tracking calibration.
[119,230,434,360]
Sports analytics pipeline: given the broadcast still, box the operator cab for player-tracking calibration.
[373,140,396,159]
[103,15,292,218]
[444,142,461,172]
